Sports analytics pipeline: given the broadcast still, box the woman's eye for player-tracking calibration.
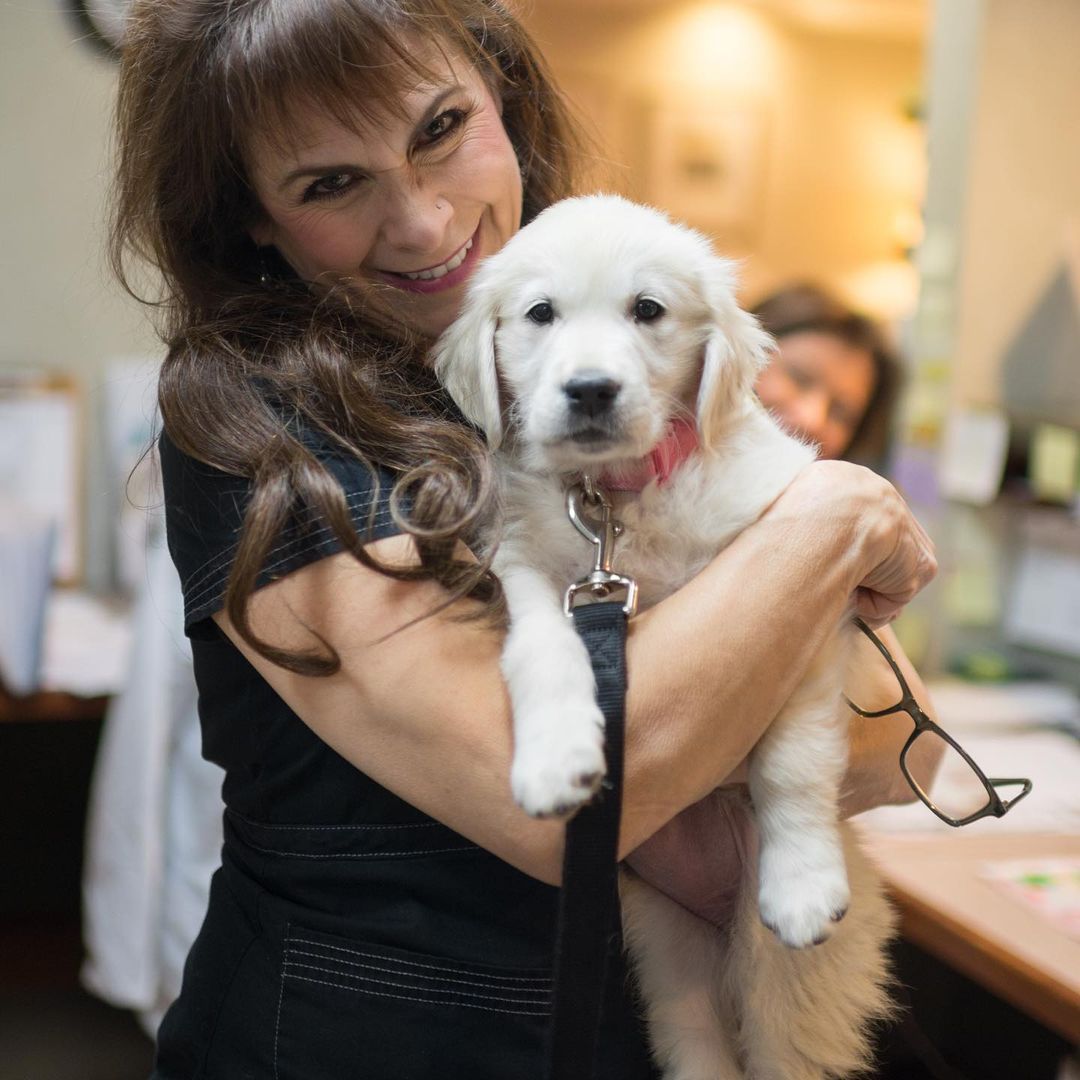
[419,108,468,147]
[302,173,355,203]
[526,301,555,325]
[784,364,815,390]
[633,298,664,322]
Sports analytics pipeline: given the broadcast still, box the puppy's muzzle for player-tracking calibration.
[563,371,622,420]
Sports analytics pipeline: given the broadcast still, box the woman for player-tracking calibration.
[753,284,903,469]
[112,2,936,1076]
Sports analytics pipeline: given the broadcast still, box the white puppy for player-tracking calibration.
[433,195,895,1079]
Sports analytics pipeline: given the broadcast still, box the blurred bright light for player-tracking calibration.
[841,257,920,321]
[644,2,784,93]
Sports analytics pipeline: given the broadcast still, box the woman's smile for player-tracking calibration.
[376,227,478,292]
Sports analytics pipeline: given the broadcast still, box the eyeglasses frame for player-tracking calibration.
[844,617,1033,828]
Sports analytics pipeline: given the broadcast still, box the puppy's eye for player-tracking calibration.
[526,301,555,325]
[633,298,664,322]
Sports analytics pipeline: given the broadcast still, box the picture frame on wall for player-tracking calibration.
[646,102,770,241]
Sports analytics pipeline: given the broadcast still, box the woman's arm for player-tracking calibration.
[213,460,935,886]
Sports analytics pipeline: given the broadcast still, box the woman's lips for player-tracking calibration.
[376,228,481,295]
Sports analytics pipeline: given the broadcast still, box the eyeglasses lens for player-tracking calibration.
[903,729,994,823]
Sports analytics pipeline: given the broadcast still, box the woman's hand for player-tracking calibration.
[767,460,937,627]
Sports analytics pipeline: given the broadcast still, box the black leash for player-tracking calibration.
[545,481,637,1080]
[546,601,629,1079]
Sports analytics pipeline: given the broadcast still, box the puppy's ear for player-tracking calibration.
[431,284,504,449]
[696,256,774,449]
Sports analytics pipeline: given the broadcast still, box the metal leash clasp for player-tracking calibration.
[563,475,639,618]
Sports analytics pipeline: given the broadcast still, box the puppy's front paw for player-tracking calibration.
[758,844,851,949]
[511,706,607,818]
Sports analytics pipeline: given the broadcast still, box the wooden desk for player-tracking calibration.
[0,682,110,989]
[0,687,109,724]
[861,829,1080,1045]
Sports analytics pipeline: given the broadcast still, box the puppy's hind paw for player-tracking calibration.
[511,719,607,818]
[759,863,851,949]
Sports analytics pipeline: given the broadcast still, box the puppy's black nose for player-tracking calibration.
[563,373,621,418]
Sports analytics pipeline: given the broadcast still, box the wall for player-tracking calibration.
[0,5,159,368]
[950,0,1080,412]
[522,0,926,315]
[1,4,161,590]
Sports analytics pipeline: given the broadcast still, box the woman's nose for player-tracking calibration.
[378,177,452,254]
[787,388,831,442]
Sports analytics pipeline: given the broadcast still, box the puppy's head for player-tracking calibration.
[432,194,772,470]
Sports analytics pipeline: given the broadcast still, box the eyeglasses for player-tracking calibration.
[844,618,1033,828]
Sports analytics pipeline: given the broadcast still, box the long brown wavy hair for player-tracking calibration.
[111,0,583,674]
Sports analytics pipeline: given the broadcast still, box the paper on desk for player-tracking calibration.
[1005,542,1080,659]
[855,729,1080,835]
[981,857,1080,941]
[0,391,80,580]
[39,589,133,697]
[0,501,56,694]
[926,678,1080,734]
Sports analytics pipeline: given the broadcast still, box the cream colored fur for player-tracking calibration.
[433,195,896,1078]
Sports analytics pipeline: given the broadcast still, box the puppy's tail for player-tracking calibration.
[722,823,899,1080]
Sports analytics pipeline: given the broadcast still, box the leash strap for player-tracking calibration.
[545,600,629,1080]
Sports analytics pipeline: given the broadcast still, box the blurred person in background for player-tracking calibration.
[752,283,904,471]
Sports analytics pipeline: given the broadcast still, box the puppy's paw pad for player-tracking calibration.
[758,861,851,949]
[511,718,607,819]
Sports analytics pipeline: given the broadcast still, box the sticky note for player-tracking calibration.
[944,563,1001,627]
[941,507,1002,627]
[1030,423,1080,504]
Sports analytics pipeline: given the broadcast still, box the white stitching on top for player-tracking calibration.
[178,471,390,594]
[283,971,550,1017]
[286,946,551,992]
[183,497,392,605]
[288,937,550,985]
[183,495,394,609]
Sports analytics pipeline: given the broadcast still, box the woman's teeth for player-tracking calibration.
[398,238,473,281]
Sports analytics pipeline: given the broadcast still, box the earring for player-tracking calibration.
[257,246,274,286]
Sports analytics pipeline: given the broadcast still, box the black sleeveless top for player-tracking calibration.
[152,428,658,1080]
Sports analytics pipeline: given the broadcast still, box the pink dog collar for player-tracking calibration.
[597,418,699,492]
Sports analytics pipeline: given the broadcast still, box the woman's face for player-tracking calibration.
[246,48,523,339]
[754,330,875,460]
